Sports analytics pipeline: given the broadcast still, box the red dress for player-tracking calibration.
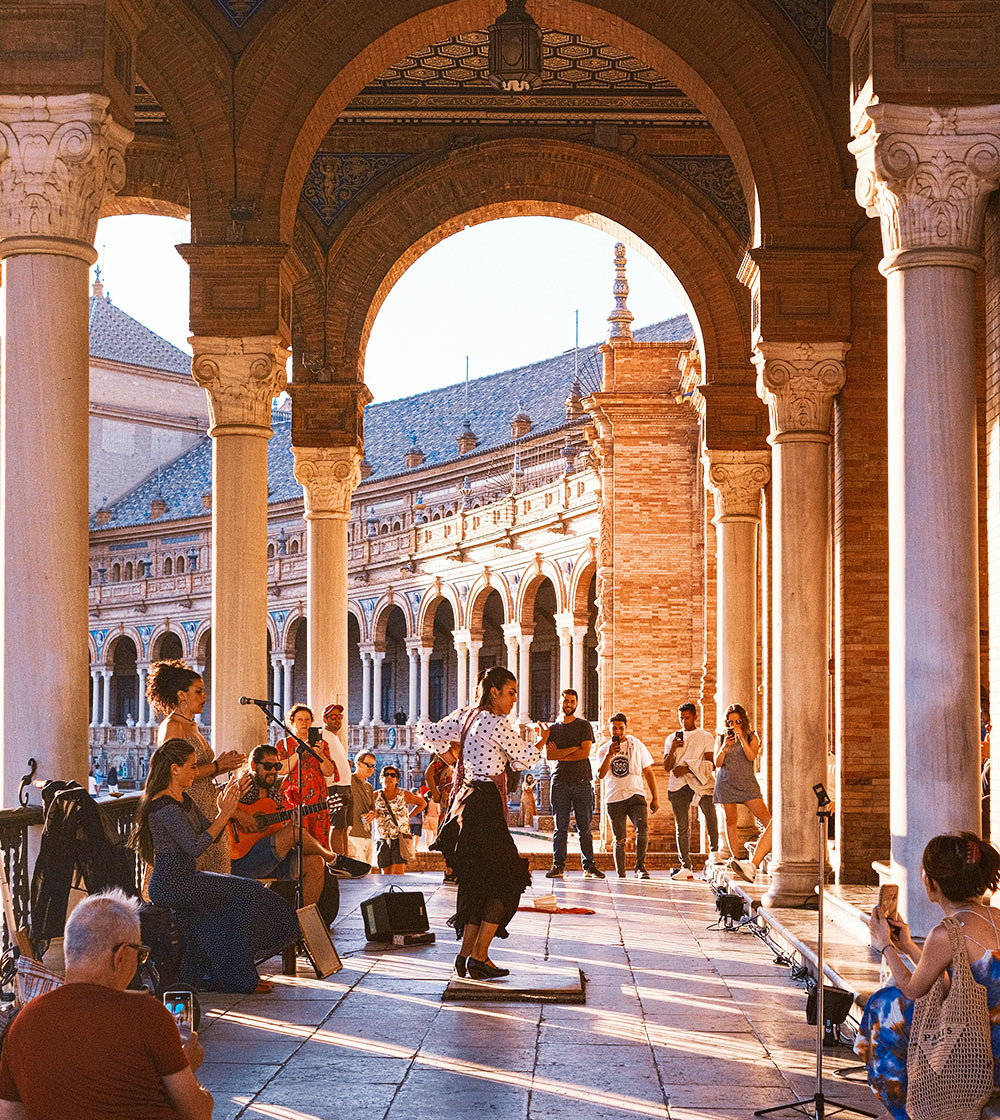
[275,736,331,843]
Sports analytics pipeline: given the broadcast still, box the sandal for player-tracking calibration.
[254,978,275,993]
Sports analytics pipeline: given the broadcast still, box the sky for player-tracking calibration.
[90,214,690,403]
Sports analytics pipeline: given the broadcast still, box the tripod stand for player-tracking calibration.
[754,783,876,1120]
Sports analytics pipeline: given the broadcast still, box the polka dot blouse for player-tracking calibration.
[417,707,541,780]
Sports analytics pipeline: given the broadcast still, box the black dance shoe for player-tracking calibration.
[454,955,468,978]
[467,958,510,980]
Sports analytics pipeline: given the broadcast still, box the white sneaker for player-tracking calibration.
[670,866,695,880]
[705,851,722,868]
[732,859,757,883]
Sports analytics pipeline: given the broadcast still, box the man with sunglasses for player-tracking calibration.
[229,744,340,906]
[348,751,377,867]
[0,889,212,1119]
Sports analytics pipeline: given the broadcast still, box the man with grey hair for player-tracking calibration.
[0,889,212,1119]
[349,750,377,867]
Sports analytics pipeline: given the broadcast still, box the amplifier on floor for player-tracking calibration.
[362,886,429,941]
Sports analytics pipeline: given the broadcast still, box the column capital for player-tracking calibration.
[190,335,289,435]
[453,628,471,652]
[849,102,1000,272]
[501,622,523,642]
[0,93,131,260]
[292,445,361,519]
[702,449,771,522]
[753,341,849,443]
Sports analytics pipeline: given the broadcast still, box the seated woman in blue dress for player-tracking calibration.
[855,831,1000,1118]
[131,738,299,994]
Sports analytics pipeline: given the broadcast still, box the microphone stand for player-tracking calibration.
[246,698,330,976]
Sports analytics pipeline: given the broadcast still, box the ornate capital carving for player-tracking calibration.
[753,341,849,442]
[849,103,1000,270]
[291,446,362,519]
[190,335,288,434]
[702,450,771,522]
[0,94,132,258]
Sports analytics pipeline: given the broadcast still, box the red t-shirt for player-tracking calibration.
[0,983,188,1119]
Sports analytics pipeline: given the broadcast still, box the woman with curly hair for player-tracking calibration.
[146,659,244,874]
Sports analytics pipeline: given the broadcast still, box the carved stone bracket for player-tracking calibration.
[292,446,362,519]
[702,450,771,522]
[849,102,1000,272]
[753,341,849,443]
[190,335,289,435]
[0,93,132,259]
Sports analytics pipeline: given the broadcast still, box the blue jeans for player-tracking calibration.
[551,780,596,869]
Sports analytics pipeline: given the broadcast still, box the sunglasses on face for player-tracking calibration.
[113,942,151,964]
[257,761,281,772]
[383,771,399,779]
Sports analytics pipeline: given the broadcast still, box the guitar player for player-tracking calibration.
[229,744,343,906]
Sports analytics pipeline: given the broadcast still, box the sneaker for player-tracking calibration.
[617,871,626,879]
[634,868,651,880]
[731,859,757,883]
[705,850,722,867]
[583,865,606,880]
[670,867,695,880]
[545,866,564,879]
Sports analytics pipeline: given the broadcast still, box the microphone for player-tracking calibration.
[239,696,279,707]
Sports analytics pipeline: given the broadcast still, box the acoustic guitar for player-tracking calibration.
[229,791,344,860]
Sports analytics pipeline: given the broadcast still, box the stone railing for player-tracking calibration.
[89,570,212,608]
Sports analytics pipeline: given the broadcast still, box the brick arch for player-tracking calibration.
[103,630,141,670]
[371,598,411,645]
[416,586,462,646]
[346,600,366,641]
[569,556,598,620]
[466,577,513,634]
[224,0,845,248]
[515,563,566,626]
[282,611,306,654]
[321,139,747,385]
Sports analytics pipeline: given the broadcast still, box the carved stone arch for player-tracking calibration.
[323,140,748,385]
[515,561,566,626]
[148,623,185,662]
[105,135,190,219]
[193,621,213,664]
[466,576,512,635]
[103,629,142,670]
[87,633,99,664]
[371,595,410,645]
[290,222,327,376]
[283,611,307,655]
[346,600,367,642]
[230,0,847,250]
[416,585,462,646]
[569,556,599,620]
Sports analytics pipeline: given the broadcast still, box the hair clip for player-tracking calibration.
[967,839,981,864]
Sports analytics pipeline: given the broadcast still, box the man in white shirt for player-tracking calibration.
[322,703,352,855]
[596,712,658,879]
[664,702,719,879]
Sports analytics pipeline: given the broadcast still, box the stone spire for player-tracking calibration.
[92,264,104,299]
[606,242,633,341]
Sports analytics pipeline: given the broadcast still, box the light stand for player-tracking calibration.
[754,783,876,1120]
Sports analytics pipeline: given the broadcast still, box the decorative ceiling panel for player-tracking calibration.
[210,0,269,29]
[301,152,413,228]
[772,0,830,68]
[650,155,750,243]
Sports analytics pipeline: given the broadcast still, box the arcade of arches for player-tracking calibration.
[2,0,1000,935]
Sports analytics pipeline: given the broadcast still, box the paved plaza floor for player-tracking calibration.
[196,871,891,1120]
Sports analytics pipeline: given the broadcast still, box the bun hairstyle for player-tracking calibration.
[476,665,515,710]
[146,659,202,716]
[922,831,1000,901]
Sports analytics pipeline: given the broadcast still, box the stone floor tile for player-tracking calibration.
[386,1067,530,1119]
[245,1074,400,1119]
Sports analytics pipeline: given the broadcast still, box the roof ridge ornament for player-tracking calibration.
[607,242,634,341]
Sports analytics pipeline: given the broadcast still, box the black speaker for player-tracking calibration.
[361,887,428,941]
[268,868,341,926]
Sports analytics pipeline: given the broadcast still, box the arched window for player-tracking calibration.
[289,539,299,555]
[163,557,173,576]
[124,562,133,580]
[379,523,389,535]
[176,555,185,574]
[392,520,402,532]
[431,512,441,522]
[111,562,121,582]
[267,542,275,559]
[88,567,93,585]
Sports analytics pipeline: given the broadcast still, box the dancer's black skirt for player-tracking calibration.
[431,779,531,939]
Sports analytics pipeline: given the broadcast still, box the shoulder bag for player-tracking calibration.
[380,792,415,863]
[906,914,995,1120]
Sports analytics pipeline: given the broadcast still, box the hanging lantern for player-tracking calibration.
[487,0,543,92]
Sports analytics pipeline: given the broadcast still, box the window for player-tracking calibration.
[163,557,173,575]
[289,539,299,555]
[124,562,133,580]
[176,555,185,574]
[111,563,121,582]
[267,542,275,559]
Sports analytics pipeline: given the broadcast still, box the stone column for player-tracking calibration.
[360,650,373,725]
[468,640,482,700]
[518,631,534,723]
[850,103,1000,933]
[137,665,149,728]
[271,657,283,711]
[282,658,294,711]
[703,451,771,719]
[502,622,520,672]
[754,342,848,908]
[192,336,287,755]
[454,637,469,708]
[371,650,385,725]
[571,623,588,701]
[292,447,361,714]
[419,647,432,721]
[554,612,574,695]
[0,94,130,801]
[101,669,113,727]
[406,644,420,725]
[90,670,101,728]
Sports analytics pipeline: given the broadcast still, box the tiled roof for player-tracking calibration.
[92,315,693,530]
[89,295,191,376]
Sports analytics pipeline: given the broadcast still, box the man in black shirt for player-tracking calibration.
[544,689,605,879]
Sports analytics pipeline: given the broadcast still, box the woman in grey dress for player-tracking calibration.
[713,702,771,883]
[146,659,244,874]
